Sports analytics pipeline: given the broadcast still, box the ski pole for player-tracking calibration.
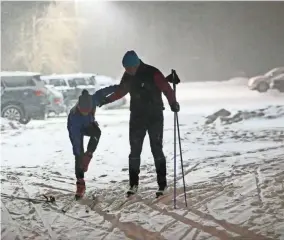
[175,112,187,207]
[171,69,187,208]
[173,81,177,209]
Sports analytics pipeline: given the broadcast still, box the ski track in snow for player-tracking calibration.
[1,82,284,240]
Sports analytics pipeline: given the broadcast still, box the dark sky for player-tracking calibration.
[2,1,284,81]
[79,1,284,81]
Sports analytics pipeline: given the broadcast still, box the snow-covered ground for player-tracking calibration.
[1,81,284,240]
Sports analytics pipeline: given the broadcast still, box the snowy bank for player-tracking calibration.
[1,118,24,132]
[205,105,284,125]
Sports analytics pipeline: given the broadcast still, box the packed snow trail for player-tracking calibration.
[1,82,284,239]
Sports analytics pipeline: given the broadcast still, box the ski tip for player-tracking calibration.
[126,191,136,198]
[126,193,134,198]
[42,194,56,203]
[50,196,56,203]
[156,193,163,198]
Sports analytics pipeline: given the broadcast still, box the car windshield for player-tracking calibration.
[264,68,284,77]
[1,75,36,87]
[68,77,88,87]
[49,78,67,86]
[87,76,96,85]
[274,73,284,80]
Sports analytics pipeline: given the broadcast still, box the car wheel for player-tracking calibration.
[19,116,31,124]
[1,104,25,123]
[257,82,269,92]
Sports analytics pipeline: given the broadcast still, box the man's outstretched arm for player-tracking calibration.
[108,77,129,103]
[92,85,119,106]
[99,74,130,106]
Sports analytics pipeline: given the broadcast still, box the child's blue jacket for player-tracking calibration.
[67,85,118,155]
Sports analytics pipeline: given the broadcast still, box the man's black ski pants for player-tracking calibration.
[128,111,167,188]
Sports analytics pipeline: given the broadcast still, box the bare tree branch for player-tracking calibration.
[10,1,80,74]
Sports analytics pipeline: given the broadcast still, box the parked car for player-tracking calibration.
[45,85,66,116]
[248,75,270,92]
[270,73,284,92]
[41,73,98,109]
[248,67,284,92]
[1,71,48,124]
[42,73,97,93]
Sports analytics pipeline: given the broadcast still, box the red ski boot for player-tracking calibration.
[75,178,86,199]
[82,152,93,172]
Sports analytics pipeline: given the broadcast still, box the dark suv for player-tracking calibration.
[1,71,48,124]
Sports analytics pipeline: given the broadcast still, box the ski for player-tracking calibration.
[156,191,164,198]
[61,197,77,213]
[1,193,56,205]
[85,194,99,213]
[1,191,99,214]
[61,193,99,214]
[114,193,137,210]
[151,190,172,205]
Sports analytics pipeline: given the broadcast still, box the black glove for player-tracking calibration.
[170,101,180,112]
[98,97,110,107]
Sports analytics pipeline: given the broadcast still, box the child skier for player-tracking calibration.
[67,86,117,199]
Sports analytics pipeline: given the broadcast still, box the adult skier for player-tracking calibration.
[67,86,117,199]
[99,50,180,197]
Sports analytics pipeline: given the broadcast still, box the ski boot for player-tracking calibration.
[126,185,138,198]
[156,185,168,198]
[75,178,86,200]
[82,152,93,172]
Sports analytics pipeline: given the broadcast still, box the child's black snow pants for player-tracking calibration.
[75,122,101,179]
[128,110,167,189]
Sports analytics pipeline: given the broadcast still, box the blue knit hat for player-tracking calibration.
[122,50,140,68]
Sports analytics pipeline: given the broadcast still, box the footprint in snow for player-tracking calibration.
[140,165,147,170]
[99,174,108,178]
[139,175,148,180]
[15,172,24,176]
[50,171,61,176]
